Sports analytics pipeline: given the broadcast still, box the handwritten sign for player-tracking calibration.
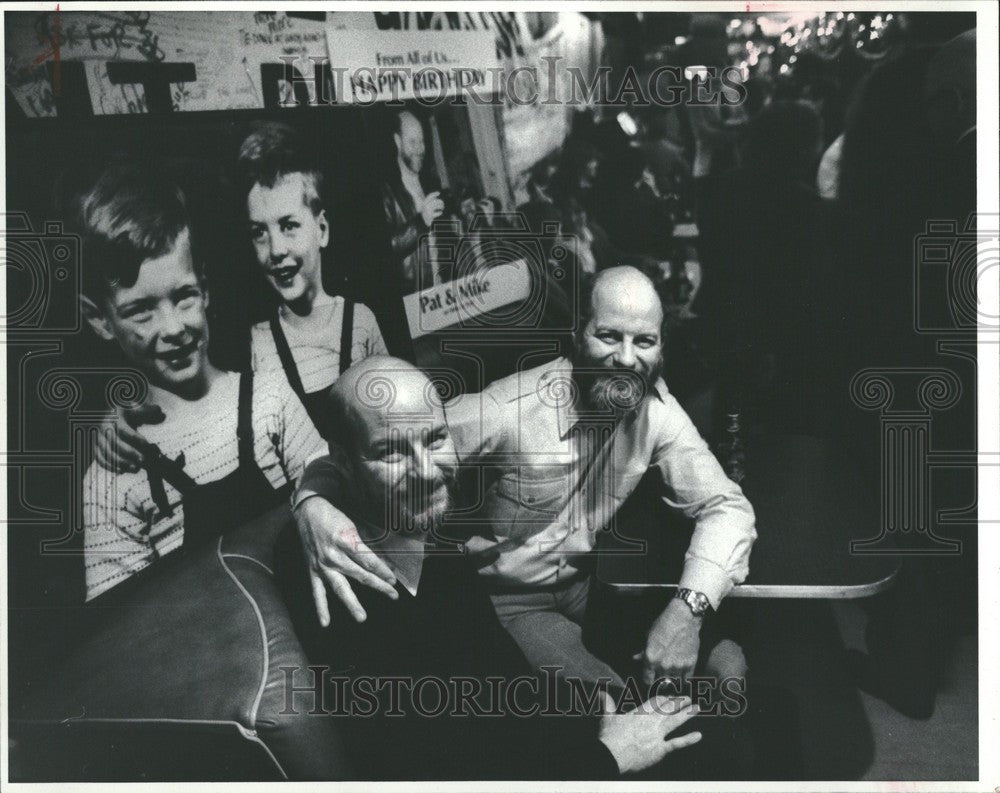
[237,11,370,106]
[403,260,531,338]
[325,30,498,104]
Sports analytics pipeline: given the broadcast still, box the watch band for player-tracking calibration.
[675,587,712,617]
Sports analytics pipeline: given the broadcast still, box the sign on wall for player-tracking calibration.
[3,10,549,116]
[325,30,498,105]
[403,260,532,338]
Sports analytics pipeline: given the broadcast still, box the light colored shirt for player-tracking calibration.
[83,369,325,601]
[251,294,388,395]
[298,357,756,608]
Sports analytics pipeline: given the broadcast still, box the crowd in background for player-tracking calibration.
[505,12,976,444]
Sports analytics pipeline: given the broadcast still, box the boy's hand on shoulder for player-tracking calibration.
[95,403,165,473]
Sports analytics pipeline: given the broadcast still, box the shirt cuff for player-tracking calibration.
[291,489,322,512]
[678,558,734,611]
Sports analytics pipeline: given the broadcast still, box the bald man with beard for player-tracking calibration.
[282,356,702,780]
[296,267,756,695]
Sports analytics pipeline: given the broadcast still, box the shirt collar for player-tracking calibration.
[352,515,427,597]
[380,534,426,597]
[356,520,427,597]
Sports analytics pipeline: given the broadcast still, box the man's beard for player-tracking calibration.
[572,354,662,421]
[398,478,452,535]
[364,473,454,535]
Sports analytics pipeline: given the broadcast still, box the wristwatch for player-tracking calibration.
[674,588,712,617]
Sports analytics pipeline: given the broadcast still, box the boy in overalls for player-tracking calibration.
[78,162,325,601]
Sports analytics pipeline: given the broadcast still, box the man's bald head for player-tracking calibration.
[327,355,456,533]
[394,112,426,175]
[328,355,439,455]
[574,266,665,417]
[587,266,663,329]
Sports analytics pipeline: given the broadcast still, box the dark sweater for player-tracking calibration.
[280,536,619,781]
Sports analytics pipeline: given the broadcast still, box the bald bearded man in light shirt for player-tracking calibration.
[295,266,756,689]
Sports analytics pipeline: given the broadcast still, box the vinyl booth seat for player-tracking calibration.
[11,505,351,782]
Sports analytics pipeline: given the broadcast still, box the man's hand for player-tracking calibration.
[421,192,445,227]
[294,496,398,625]
[94,404,165,473]
[598,692,702,775]
[638,598,703,686]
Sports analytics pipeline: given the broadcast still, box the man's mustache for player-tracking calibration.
[572,364,657,415]
[591,368,650,404]
[576,364,652,390]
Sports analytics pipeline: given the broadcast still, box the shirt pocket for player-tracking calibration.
[492,468,570,541]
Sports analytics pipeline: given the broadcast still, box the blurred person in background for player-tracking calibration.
[592,144,675,260]
[836,30,977,721]
[679,14,748,217]
[697,100,835,434]
[640,107,693,219]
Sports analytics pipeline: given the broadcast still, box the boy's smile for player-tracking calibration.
[247,174,329,308]
[96,229,211,396]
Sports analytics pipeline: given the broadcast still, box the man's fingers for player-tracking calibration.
[309,569,331,628]
[644,695,693,718]
[324,569,367,623]
[337,557,399,600]
[343,538,397,584]
[644,661,693,687]
[664,731,702,752]
[665,702,700,725]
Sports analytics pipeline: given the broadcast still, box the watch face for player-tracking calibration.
[678,589,709,615]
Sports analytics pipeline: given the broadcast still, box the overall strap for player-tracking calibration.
[144,447,197,518]
[269,313,308,403]
[340,298,354,375]
[237,369,255,468]
[146,468,173,518]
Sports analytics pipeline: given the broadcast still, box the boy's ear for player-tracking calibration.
[80,294,116,341]
[317,209,330,249]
